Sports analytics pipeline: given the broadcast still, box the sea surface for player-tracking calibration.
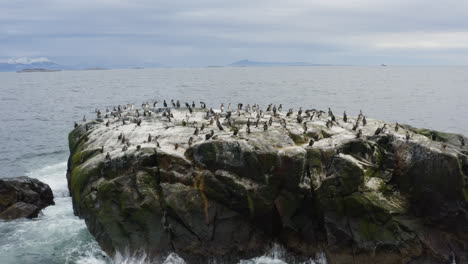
[0,66,467,264]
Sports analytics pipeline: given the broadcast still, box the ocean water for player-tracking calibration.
[0,66,467,264]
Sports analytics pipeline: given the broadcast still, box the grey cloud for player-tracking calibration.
[1,0,468,66]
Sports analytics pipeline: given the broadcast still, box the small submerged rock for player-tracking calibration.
[67,102,468,263]
[0,176,54,220]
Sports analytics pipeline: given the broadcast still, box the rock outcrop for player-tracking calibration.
[0,176,54,219]
[67,104,468,264]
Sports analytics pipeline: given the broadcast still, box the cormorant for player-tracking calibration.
[105,152,110,160]
[188,137,193,147]
[153,101,158,107]
[374,124,386,135]
[194,127,199,135]
[74,121,78,128]
[356,129,362,139]
[171,99,176,107]
[106,120,110,127]
[352,120,359,131]
[100,146,104,153]
[395,123,399,132]
[263,122,268,131]
[192,101,195,108]
[362,116,367,126]
[343,111,347,123]
[297,115,304,124]
[163,100,168,107]
[216,120,224,131]
[205,130,214,140]
[136,145,141,151]
[137,119,142,126]
[148,134,152,142]
[174,143,179,150]
[298,107,303,116]
[308,139,315,146]
[83,115,87,122]
[200,123,205,131]
[269,117,273,126]
[176,100,180,108]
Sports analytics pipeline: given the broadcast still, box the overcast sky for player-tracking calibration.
[1,0,468,66]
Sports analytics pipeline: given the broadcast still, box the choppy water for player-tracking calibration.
[0,66,467,263]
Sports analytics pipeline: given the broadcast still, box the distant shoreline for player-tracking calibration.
[16,68,61,73]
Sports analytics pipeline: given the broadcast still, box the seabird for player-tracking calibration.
[122,145,128,151]
[83,115,87,122]
[118,132,123,140]
[343,111,348,123]
[374,124,386,135]
[269,117,273,126]
[100,146,104,153]
[216,119,224,130]
[174,143,179,150]
[200,123,205,131]
[233,126,239,136]
[308,139,315,146]
[105,152,110,160]
[362,116,367,126]
[297,115,304,124]
[200,102,206,109]
[278,104,283,112]
[406,131,411,141]
[176,100,180,108]
[326,120,333,128]
[395,123,399,132]
[136,145,141,151]
[137,119,142,126]
[148,134,152,142]
[263,122,268,131]
[74,121,78,128]
[303,122,308,132]
[298,107,303,116]
[106,120,110,127]
[205,130,214,140]
[356,129,362,139]
[163,100,168,107]
[194,127,199,135]
[352,120,359,131]
[171,99,176,107]
[188,137,193,147]
[153,101,158,107]
[221,104,225,112]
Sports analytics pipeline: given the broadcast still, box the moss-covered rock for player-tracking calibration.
[67,105,468,263]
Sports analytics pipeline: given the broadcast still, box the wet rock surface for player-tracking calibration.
[0,176,54,219]
[67,104,468,263]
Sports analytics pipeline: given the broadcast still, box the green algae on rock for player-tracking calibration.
[67,104,468,264]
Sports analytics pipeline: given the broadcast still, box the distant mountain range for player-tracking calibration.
[0,58,165,72]
[0,61,67,72]
[229,59,332,67]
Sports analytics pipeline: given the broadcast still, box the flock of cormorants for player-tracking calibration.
[77,100,420,159]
